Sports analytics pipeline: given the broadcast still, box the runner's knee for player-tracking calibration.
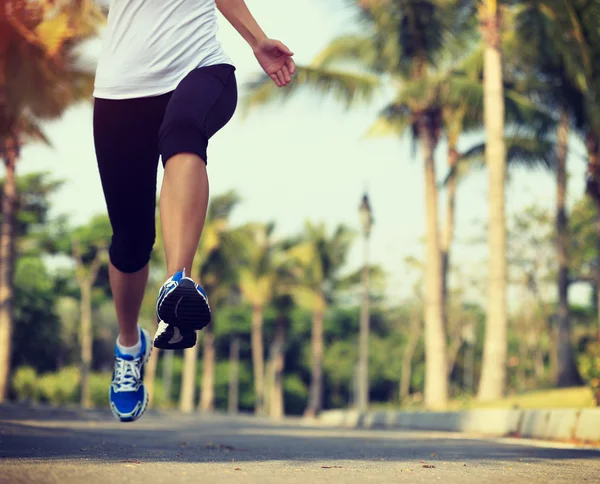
[109,230,155,273]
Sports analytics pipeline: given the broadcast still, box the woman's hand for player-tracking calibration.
[253,39,296,87]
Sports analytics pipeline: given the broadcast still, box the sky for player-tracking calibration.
[12,0,591,305]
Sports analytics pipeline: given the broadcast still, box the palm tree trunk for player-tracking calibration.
[478,4,508,401]
[305,309,324,417]
[420,121,449,409]
[79,284,93,408]
[145,347,160,408]
[228,337,240,415]
[270,317,285,419]
[251,305,265,415]
[162,350,174,404]
[0,142,17,402]
[199,324,215,412]
[400,313,421,402]
[555,111,583,387]
[179,344,198,413]
[441,147,459,314]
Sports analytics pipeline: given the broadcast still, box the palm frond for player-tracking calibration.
[443,134,556,185]
[242,65,380,116]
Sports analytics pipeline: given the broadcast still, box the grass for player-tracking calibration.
[453,386,596,410]
[371,386,596,412]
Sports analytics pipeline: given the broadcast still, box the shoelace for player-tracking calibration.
[113,356,142,392]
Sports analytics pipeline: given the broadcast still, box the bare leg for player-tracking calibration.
[160,153,209,278]
[110,261,149,347]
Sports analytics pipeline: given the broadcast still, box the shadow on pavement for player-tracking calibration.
[1,404,598,465]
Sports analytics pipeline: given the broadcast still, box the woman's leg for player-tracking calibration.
[94,95,169,346]
[158,64,237,280]
[159,154,209,278]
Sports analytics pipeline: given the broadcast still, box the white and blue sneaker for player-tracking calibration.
[109,327,152,422]
[153,269,211,350]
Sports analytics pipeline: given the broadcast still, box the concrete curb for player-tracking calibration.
[319,407,600,443]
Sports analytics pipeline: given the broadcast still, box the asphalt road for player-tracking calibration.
[0,405,598,483]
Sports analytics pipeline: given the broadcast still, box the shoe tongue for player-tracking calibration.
[115,347,135,361]
[171,270,184,283]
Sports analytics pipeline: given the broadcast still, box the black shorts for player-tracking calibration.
[94,63,237,166]
[92,64,237,273]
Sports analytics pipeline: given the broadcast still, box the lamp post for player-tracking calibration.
[358,193,373,412]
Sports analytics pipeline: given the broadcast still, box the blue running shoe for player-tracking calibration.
[109,327,152,422]
[153,269,211,350]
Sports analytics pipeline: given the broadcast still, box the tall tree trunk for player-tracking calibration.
[358,233,370,411]
[447,334,463,380]
[179,344,198,413]
[0,141,16,402]
[420,122,449,409]
[145,347,159,408]
[79,284,93,408]
[72,241,105,409]
[400,313,421,402]
[270,317,285,419]
[441,147,459,316]
[555,111,583,386]
[251,305,265,415]
[478,4,508,401]
[162,350,174,404]
[199,324,215,412]
[228,337,240,415]
[304,309,324,418]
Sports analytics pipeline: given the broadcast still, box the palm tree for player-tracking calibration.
[476,0,509,401]
[0,0,100,401]
[238,222,277,415]
[289,222,354,417]
[245,0,471,409]
[512,0,600,386]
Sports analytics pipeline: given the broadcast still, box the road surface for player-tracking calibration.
[0,405,598,483]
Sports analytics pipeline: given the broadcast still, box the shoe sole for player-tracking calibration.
[153,327,197,350]
[157,279,211,333]
[110,331,152,423]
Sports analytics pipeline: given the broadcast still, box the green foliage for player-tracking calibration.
[12,256,62,373]
[37,366,80,406]
[283,374,309,415]
[12,366,38,402]
[578,341,600,406]
[89,372,111,408]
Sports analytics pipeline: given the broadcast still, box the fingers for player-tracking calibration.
[282,65,291,84]
[276,69,286,86]
[270,73,282,87]
[286,56,296,75]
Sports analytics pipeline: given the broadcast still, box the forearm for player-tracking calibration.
[215,0,267,51]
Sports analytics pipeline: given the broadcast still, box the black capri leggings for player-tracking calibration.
[93,64,237,273]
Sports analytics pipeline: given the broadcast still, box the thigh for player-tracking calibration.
[93,95,170,238]
[159,64,238,164]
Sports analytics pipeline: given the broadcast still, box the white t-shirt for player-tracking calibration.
[94,0,232,100]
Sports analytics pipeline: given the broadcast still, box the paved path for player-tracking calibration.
[0,405,598,483]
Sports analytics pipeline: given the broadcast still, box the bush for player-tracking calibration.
[12,366,38,402]
[283,374,308,415]
[89,372,112,408]
[579,341,600,406]
[37,366,80,406]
